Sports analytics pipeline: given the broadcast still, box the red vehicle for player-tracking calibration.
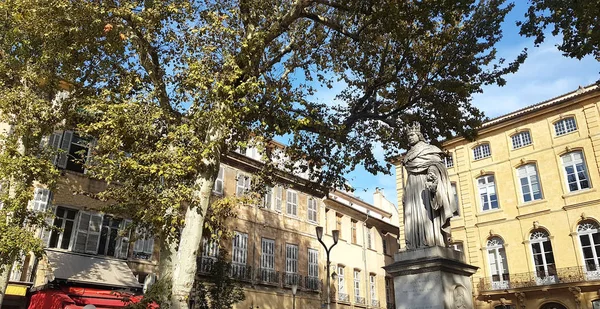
[28,286,145,309]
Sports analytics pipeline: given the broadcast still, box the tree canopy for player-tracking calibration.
[1,0,525,308]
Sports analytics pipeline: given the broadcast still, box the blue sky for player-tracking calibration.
[340,2,600,207]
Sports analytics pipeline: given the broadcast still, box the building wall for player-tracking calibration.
[394,87,600,309]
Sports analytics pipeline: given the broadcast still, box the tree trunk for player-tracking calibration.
[170,169,216,309]
[0,263,12,307]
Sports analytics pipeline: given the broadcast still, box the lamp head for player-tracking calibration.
[332,230,339,244]
[316,226,323,240]
[291,284,298,295]
[331,271,338,280]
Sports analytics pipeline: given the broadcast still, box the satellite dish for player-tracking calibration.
[143,274,156,294]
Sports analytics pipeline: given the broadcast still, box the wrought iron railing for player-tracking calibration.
[478,266,600,291]
[230,264,252,281]
[284,272,302,287]
[338,293,350,302]
[355,296,365,305]
[371,299,380,307]
[257,268,279,285]
[198,257,216,274]
[304,276,321,291]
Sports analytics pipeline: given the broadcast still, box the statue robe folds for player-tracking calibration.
[402,141,456,249]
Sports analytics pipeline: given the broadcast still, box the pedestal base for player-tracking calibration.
[383,246,478,309]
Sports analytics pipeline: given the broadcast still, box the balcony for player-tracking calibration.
[304,276,321,292]
[230,264,252,281]
[256,269,279,285]
[355,296,365,305]
[284,273,302,287]
[371,299,380,307]
[198,257,216,274]
[478,266,600,291]
[338,293,350,302]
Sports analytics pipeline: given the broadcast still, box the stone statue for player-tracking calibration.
[402,122,457,249]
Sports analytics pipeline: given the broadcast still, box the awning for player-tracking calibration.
[5,283,29,296]
[28,287,142,309]
[45,250,141,289]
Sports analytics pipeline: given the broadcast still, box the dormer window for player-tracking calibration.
[554,117,577,136]
[511,131,532,149]
[473,144,491,160]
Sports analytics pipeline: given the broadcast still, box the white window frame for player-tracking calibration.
[562,151,591,192]
[73,211,103,254]
[511,131,532,149]
[577,221,600,279]
[133,229,154,260]
[30,188,51,212]
[236,172,251,196]
[477,175,499,211]
[308,248,319,279]
[213,166,224,194]
[444,154,454,168]
[353,270,361,299]
[473,144,491,160]
[286,244,299,285]
[261,238,275,271]
[232,231,248,266]
[307,197,317,222]
[286,190,298,216]
[274,186,283,212]
[369,274,376,301]
[554,117,577,136]
[517,164,543,202]
[486,237,509,290]
[529,230,557,284]
[338,266,345,294]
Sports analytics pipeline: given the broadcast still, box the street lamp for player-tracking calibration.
[316,226,339,309]
[291,284,298,309]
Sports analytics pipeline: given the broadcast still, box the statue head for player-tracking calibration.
[406,122,424,145]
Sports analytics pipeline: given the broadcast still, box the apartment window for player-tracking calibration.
[369,274,376,301]
[554,117,577,136]
[261,238,275,282]
[530,230,557,284]
[286,190,298,216]
[451,183,460,216]
[232,231,248,278]
[336,215,343,238]
[517,164,543,202]
[200,237,219,273]
[351,220,358,244]
[511,131,532,149]
[30,188,51,212]
[285,244,299,285]
[473,143,491,160]
[444,154,454,168]
[235,173,251,196]
[97,216,130,259]
[577,220,600,275]
[354,270,361,299]
[274,186,283,212]
[133,230,154,260]
[477,175,499,211]
[50,131,93,173]
[385,277,394,304]
[487,237,510,290]
[213,166,224,194]
[307,197,317,222]
[263,186,273,209]
[562,151,590,192]
[338,266,345,294]
[366,227,373,249]
[47,207,79,250]
[382,233,388,254]
[307,249,319,289]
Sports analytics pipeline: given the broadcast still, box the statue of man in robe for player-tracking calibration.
[402,122,457,249]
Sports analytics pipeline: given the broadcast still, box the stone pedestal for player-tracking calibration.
[383,246,478,309]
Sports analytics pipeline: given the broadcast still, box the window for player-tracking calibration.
[562,151,590,192]
[477,175,499,211]
[47,207,78,250]
[530,230,557,284]
[593,300,600,309]
[307,197,317,222]
[382,233,388,254]
[577,221,600,279]
[200,237,219,273]
[517,164,543,202]
[260,238,275,282]
[511,131,532,149]
[451,183,460,216]
[235,172,251,196]
[213,166,224,194]
[274,186,283,212]
[366,227,373,249]
[30,188,51,212]
[286,190,298,216]
[486,237,510,290]
[351,220,357,244]
[385,277,394,304]
[353,270,361,299]
[232,231,248,278]
[369,274,376,301]
[554,117,577,136]
[263,186,273,209]
[325,208,330,232]
[338,266,345,294]
[307,249,319,289]
[50,131,93,173]
[285,244,299,285]
[336,214,343,238]
[444,154,454,168]
[473,144,491,160]
[133,230,154,260]
[97,216,130,259]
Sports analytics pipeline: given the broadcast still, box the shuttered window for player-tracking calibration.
[236,173,251,196]
[286,244,298,274]
[261,238,275,270]
[286,190,298,216]
[308,249,319,278]
[213,166,224,194]
[133,230,154,260]
[30,188,51,212]
[307,197,317,222]
[274,186,283,212]
[73,211,103,254]
[232,231,248,266]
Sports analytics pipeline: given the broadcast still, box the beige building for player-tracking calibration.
[394,84,600,309]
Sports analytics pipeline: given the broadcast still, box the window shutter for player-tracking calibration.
[57,131,73,168]
[117,219,132,259]
[39,207,56,247]
[275,187,282,211]
[143,237,154,254]
[74,212,91,252]
[74,212,102,254]
[48,131,63,165]
[84,138,97,174]
[31,188,51,212]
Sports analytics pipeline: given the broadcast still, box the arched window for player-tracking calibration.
[540,302,567,309]
[578,220,600,280]
[477,175,499,211]
[554,117,577,136]
[530,230,557,284]
[486,237,510,290]
[561,151,590,192]
[511,131,532,149]
[473,143,491,160]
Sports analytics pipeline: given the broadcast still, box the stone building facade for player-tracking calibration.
[393,84,600,309]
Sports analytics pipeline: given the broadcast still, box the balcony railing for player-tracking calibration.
[198,257,216,274]
[304,276,321,291]
[284,272,302,287]
[230,264,252,281]
[371,299,380,307]
[338,293,350,302]
[355,296,365,305]
[478,266,600,291]
[257,268,279,285]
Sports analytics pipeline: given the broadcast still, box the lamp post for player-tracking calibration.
[316,226,339,309]
[291,284,298,309]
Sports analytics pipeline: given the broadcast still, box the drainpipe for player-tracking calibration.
[362,211,370,306]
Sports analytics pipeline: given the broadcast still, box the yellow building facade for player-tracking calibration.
[394,84,600,309]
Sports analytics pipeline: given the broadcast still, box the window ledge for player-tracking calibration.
[284,214,300,221]
[511,143,533,151]
[518,199,547,208]
[306,220,319,226]
[562,188,596,199]
[476,208,503,217]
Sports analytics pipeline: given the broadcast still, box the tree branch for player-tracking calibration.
[300,12,360,41]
